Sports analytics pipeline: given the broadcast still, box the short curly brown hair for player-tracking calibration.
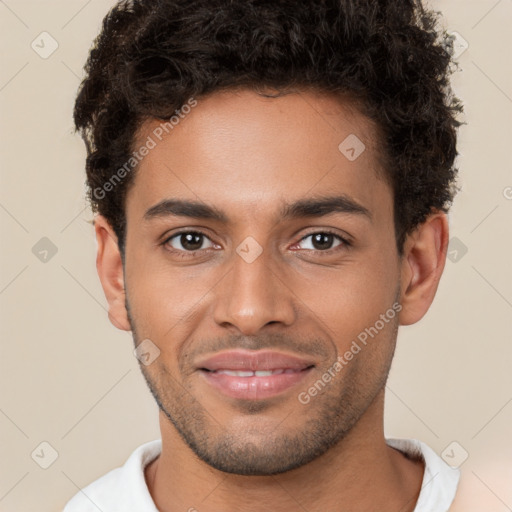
[73,0,463,258]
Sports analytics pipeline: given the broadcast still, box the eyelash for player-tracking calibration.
[161,229,352,259]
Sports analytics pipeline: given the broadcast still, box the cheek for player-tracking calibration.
[125,258,215,339]
[291,257,399,342]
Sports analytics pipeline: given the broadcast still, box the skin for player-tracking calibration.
[94,88,449,512]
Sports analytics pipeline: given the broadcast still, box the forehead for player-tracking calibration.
[127,89,391,223]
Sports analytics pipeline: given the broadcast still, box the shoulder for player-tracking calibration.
[63,465,124,512]
[62,439,162,512]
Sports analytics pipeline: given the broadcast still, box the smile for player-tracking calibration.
[199,365,314,400]
[207,368,305,377]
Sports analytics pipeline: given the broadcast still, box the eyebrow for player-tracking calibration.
[143,194,372,223]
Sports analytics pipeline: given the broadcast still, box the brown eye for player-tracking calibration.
[165,231,214,252]
[297,232,348,251]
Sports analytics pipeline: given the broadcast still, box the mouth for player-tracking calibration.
[196,350,316,400]
[202,368,311,377]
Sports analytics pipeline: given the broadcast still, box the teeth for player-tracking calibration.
[215,369,289,377]
[254,370,273,377]
[217,370,254,377]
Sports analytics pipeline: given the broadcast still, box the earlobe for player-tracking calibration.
[398,211,449,326]
[94,215,131,332]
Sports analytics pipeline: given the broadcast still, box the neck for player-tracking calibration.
[145,390,424,512]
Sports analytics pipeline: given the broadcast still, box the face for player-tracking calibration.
[105,89,416,475]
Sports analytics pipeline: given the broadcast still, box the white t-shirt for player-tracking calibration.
[62,437,460,512]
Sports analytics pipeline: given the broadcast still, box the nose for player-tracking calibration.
[212,243,297,335]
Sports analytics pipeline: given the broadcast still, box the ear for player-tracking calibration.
[94,215,131,331]
[398,211,449,326]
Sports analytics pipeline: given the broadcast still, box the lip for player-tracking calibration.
[195,349,316,372]
[196,349,316,400]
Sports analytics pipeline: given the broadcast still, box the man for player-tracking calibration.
[64,0,465,510]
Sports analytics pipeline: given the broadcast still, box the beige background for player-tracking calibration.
[0,1,511,510]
